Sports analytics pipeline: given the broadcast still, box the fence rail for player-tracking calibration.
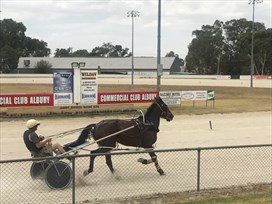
[0,144,271,204]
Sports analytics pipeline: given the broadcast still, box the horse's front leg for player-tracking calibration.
[105,153,114,173]
[83,148,110,176]
[137,151,165,176]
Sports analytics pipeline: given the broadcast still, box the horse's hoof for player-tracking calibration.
[138,158,149,164]
[83,169,91,177]
[112,170,122,180]
[137,158,144,163]
[159,170,166,176]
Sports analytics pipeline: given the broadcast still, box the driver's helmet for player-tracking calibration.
[26,119,40,129]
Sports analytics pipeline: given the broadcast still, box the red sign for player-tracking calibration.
[0,94,54,107]
[98,92,159,104]
[0,92,159,107]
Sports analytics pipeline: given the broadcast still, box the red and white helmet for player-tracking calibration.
[26,119,40,129]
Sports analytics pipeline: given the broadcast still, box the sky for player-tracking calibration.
[1,0,271,59]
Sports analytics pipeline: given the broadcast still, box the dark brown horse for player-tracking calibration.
[81,97,174,176]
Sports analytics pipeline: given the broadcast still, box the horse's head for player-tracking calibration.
[154,97,174,122]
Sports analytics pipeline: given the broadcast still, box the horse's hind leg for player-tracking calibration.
[138,151,165,176]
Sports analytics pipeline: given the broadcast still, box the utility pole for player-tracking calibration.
[157,0,161,92]
[127,10,140,85]
[249,0,263,88]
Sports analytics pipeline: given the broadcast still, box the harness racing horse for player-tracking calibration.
[82,97,174,177]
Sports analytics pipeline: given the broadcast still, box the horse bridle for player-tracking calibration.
[154,100,171,119]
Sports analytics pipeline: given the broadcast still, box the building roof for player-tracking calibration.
[18,57,176,70]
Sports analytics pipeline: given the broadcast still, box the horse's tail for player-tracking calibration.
[64,123,96,149]
[81,123,96,140]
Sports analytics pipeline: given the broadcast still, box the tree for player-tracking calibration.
[185,18,270,75]
[165,51,179,58]
[71,49,89,57]
[22,37,51,57]
[34,60,52,73]
[0,45,19,73]
[238,28,272,75]
[89,42,130,57]
[0,18,51,72]
[54,48,73,57]
[165,51,184,66]
[0,19,26,72]
[0,19,26,49]
[186,20,225,74]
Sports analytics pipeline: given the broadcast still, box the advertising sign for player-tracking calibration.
[53,70,73,106]
[53,71,73,93]
[0,94,53,107]
[160,91,181,105]
[80,70,98,105]
[207,90,215,100]
[98,92,158,104]
[160,91,181,99]
[181,91,207,101]
[53,93,73,106]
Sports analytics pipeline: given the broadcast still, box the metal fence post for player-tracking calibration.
[72,158,76,204]
[197,148,201,192]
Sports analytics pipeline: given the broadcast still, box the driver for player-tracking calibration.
[23,119,66,157]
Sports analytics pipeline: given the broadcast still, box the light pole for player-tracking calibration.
[249,0,263,88]
[127,10,139,85]
[157,0,162,92]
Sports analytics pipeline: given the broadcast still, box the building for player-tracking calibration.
[17,57,181,75]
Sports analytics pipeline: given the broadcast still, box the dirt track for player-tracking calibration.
[0,112,271,203]
[1,111,271,160]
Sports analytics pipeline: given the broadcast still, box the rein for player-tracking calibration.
[46,127,85,140]
[154,100,167,117]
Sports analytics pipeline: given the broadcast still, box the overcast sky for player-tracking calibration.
[1,0,271,59]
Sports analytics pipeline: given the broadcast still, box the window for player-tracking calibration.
[24,60,30,67]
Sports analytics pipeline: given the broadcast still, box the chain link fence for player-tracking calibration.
[0,144,271,204]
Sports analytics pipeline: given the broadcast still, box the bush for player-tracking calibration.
[34,60,52,73]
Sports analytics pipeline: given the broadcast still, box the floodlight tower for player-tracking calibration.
[157,0,162,92]
[127,10,140,85]
[249,0,263,88]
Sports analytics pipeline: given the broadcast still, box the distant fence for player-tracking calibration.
[0,144,271,204]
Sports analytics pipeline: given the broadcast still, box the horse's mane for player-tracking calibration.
[135,101,157,122]
[145,101,157,117]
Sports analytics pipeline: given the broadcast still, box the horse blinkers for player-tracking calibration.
[155,97,174,121]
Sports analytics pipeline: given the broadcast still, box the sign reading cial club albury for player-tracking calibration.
[0,94,53,107]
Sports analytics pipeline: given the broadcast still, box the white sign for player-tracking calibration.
[54,93,73,106]
[162,98,181,105]
[80,70,98,105]
[160,91,181,99]
[181,91,207,101]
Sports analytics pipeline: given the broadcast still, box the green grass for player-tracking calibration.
[178,192,272,204]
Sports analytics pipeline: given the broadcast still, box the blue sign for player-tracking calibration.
[53,70,73,106]
[53,71,73,93]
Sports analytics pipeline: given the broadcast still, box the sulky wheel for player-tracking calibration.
[30,161,50,180]
[44,160,72,190]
